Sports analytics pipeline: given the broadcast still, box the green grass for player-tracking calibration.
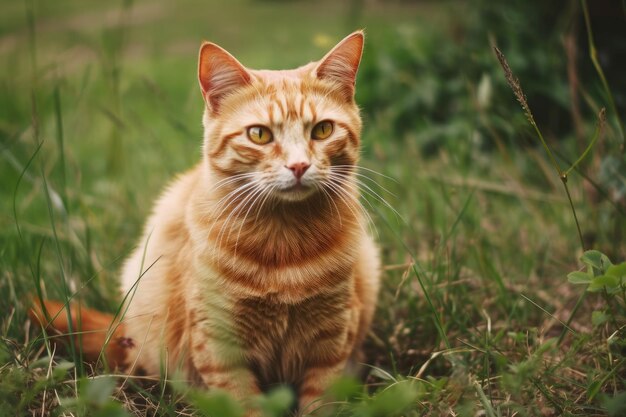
[1,0,625,416]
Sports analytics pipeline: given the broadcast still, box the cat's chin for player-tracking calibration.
[275,184,317,202]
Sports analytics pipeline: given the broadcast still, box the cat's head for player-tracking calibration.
[198,32,363,204]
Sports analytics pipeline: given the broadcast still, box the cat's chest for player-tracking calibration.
[234,289,350,344]
[233,289,351,383]
[194,230,359,302]
[193,265,353,383]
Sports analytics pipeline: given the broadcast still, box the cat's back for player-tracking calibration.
[121,164,202,289]
[118,164,207,374]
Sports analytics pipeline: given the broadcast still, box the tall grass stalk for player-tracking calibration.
[493,47,607,346]
[493,46,599,252]
[24,0,86,376]
[581,0,625,152]
[104,0,134,174]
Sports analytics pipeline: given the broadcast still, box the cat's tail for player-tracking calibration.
[29,299,133,369]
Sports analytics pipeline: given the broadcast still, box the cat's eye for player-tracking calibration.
[311,120,334,140]
[247,125,273,145]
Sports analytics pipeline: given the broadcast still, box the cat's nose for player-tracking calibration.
[286,162,310,180]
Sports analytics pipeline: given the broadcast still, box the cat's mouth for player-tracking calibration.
[283,183,308,192]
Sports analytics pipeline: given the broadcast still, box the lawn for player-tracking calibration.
[1,0,625,416]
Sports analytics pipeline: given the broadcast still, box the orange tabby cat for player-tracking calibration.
[32,31,380,414]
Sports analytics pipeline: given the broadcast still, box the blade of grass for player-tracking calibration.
[531,378,564,414]
[554,149,626,216]
[53,84,69,214]
[587,358,625,401]
[440,190,474,246]
[25,0,37,90]
[564,108,606,177]
[97,230,159,370]
[473,379,498,417]
[12,143,42,249]
[41,167,83,374]
[580,0,625,152]
[519,293,576,335]
[373,203,451,349]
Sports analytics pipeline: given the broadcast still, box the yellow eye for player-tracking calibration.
[247,125,273,145]
[311,120,334,140]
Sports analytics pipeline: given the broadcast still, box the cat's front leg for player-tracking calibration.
[297,357,349,415]
[298,327,355,414]
[190,328,261,413]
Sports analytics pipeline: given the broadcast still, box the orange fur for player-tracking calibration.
[31,31,380,414]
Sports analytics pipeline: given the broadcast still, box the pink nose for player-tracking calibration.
[286,162,310,180]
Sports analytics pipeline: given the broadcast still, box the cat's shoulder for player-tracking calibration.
[147,163,203,221]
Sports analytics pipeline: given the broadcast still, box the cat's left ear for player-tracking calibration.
[198,42,251,113]
[316,30,364,101]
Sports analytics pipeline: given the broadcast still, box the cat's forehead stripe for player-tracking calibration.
[298,96,305,120]
[263,92,316,125]
[274,99,286,121]
[307,100,317,122]
[223,80,347,124]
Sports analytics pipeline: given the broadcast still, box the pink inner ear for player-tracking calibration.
[316,31,364,99]
[198,43,251,112]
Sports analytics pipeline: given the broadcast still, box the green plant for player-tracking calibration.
[568,250,626,297]
[60,376,131,417]
[568,249,626,333]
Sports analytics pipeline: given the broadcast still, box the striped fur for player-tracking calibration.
[33,31,380,414]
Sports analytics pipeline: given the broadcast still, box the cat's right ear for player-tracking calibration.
[316,31,364,102]
[198,42,251,113]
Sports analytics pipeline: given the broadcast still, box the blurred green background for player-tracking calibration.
[1,0,625,415]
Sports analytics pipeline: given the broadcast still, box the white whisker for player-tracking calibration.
[206,180,259,238]
[331,168,398,198]
[208,182,260,257]
[321,179,369,236]
[216,182,265,256]
[332,164,398,182]
[211,172,257,192]
[196,180,254,233]
[324,176,379,237]
[254,185,278,223]
[316,183,342,228]
[233,183,273,255]
[328,173,404,223]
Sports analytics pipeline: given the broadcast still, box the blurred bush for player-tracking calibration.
[354,0,625,256]
[357,0,624,153]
